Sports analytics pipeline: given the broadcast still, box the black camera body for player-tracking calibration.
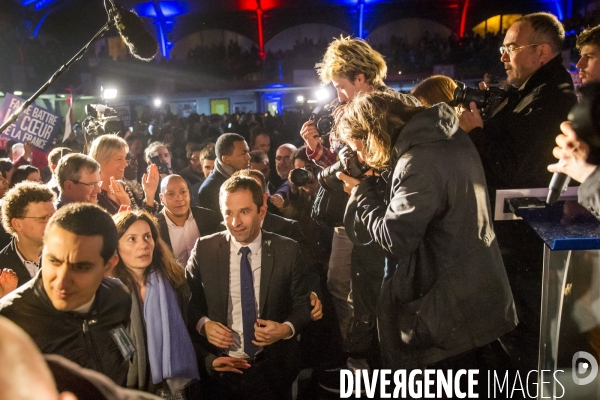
[449,81,508,120]
[318,145,370,191]
[150,155,170,175]
[309,99,346,135]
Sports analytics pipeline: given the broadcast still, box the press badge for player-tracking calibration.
[110,325,136,360]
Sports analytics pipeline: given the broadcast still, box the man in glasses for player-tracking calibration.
[54,153,102,208]
[0,182,55,292]
[459,12,577,373]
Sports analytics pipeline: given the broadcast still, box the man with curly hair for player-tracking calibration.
[576,24,600,84]
[0,182,55,291]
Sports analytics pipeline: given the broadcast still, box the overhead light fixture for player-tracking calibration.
[14,91,23,96]
[296,95,305,103]
[307,99,318,104]
[153,98,162,108]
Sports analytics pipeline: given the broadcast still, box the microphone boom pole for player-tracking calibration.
[0,21,114,134]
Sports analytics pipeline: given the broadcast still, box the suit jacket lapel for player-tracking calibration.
[157,213,172,249]
[217,232,231,322]
[259,232,274,318]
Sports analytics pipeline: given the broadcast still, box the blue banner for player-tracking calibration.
[0,93,60,152]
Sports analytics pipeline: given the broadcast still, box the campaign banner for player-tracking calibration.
[0,93,60,152]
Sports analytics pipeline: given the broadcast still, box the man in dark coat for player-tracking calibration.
[459,12,578,371]
[0,204,131,387]
[186,176,311,399]
[197,133,250,218]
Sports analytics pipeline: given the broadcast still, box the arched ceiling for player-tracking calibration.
[4,0,595,54]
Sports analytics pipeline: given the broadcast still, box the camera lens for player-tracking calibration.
[317,160,345,191]
[290,168,311,187]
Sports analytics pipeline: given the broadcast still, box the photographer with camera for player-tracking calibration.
[457,12,577,371]
[336,90,516,376]
[299,36,420,389]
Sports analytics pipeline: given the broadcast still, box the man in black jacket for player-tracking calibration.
[0,204,131,387]
[459,12,578,371]
[0,182,56,290]
[186,176,311,399]
[197,133,250,218]
[157,174,222,265]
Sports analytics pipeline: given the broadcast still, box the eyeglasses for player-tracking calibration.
[499,44,540,56]
[73,181,102,188]
[189,156,200,162]
[18,215,53,223]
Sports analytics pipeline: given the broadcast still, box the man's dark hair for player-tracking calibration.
[199,144,216,162]
[219,175,264,212]
[215,133,246,159]
[47,147,73,167]
[249,150,268,164]
[2,182,56,235]
[185,143,204,160]
[10,165,39,188]
[56,153,100,190]
[0,158,12,178]
[516,12,565,54]
[232,169,267,194]
[576,24,600,50]
[46,203,118,263]
[249,126,269,147]
[291,146,309,166]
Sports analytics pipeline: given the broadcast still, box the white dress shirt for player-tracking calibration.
[15,242,40,278]
[197,232,294,359]
[163,208,200,266]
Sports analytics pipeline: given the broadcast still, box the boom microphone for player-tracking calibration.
[110,2,158,61]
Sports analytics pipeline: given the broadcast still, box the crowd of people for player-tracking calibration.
[1,7,600,400]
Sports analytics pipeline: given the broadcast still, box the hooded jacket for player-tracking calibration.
[345,103,517,369]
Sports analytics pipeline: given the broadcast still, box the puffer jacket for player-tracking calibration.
[0,273,132,386]
[345,103,517,369]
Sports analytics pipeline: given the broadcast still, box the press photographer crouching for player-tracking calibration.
[335,90,517,378]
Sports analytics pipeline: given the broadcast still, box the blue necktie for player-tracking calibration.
[240,246,258,357]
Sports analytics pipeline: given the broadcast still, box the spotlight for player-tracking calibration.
[315,88,330,102]
[104,88,118,99]
[14,91,23,96]
[153,98,162,108]
[296,95,305,103]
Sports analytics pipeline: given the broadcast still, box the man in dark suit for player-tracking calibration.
[197,133,250,218]
[156,174,222,265]
[186,176,311,400]
[0,182,56,290]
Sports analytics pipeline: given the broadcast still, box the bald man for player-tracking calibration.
[270,143,297,191]
[157,175,222,265]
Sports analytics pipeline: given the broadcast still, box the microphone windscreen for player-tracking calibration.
[114,5,158,61]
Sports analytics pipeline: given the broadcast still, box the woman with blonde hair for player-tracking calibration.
[89,134,159,214]
[112,210,200,399]
[334,90,516,377]
[411,74,458,110]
